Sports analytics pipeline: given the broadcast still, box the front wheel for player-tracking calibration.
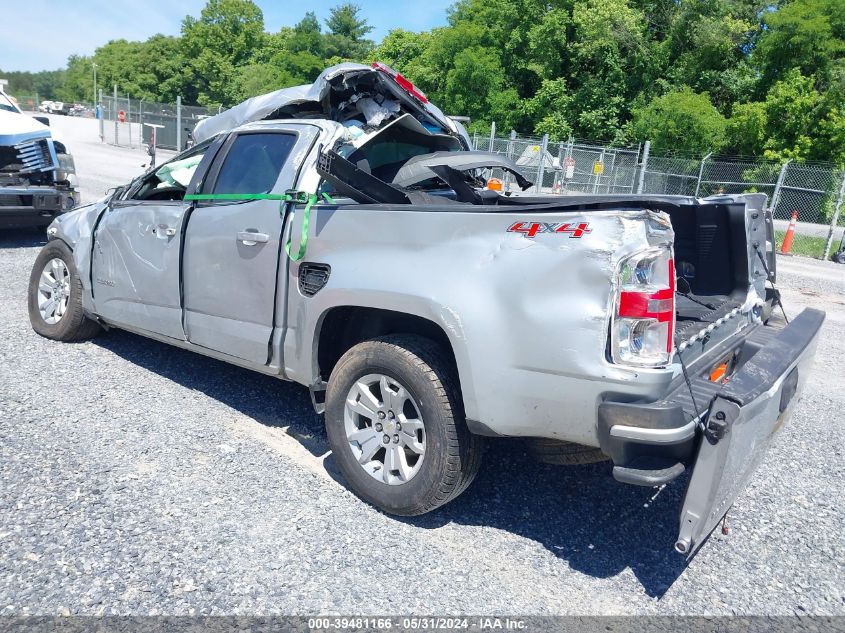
[325,335,483,516]
[27,240,101,342]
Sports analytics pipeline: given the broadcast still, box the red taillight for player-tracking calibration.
[371,62,429,104]
[610,248,675,366]
[618,258,675,353]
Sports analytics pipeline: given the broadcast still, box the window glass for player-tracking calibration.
[0,93,20,113]
[156,153,205,188]
[212,133,297,194]
[130,141,211,202]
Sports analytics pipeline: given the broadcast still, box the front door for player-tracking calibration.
[91,141,216,339]
[182,126,319,364]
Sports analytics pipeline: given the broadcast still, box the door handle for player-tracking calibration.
[153,224,177,238]
[237,231,269,246]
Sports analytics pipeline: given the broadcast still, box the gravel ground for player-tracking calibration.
[0,126,843,615]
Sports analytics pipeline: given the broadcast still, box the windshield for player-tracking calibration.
[0,93,20,114]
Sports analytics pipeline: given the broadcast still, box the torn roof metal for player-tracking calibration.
[193,62,461,145]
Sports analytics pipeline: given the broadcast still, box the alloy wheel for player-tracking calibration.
[37,258,70,325]
[343,373,426,485]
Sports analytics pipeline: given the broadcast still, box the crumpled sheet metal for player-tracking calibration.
[193,62,462,147]
[193,63,371,144]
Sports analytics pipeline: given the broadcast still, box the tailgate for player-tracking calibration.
[675,308,825,556]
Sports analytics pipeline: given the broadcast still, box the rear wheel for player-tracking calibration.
[27,240,100,342]
[325,335,483,516]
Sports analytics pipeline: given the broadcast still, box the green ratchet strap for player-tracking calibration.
[184,190,334,261]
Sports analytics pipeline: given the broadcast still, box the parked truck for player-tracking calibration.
[1,89,80,228]
[27,63,824,556]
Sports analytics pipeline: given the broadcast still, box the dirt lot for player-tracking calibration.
[1,118,843,615]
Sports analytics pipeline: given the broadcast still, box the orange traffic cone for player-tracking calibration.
[780,210,799,254]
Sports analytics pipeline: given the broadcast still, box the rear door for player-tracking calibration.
[182,125,319,364]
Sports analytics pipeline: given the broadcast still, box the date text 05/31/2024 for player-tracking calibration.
[307,616,527,630]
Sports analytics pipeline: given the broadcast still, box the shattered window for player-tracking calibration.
[129,140,211,201]
[155,154,204,189]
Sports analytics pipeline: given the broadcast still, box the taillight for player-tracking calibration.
[371,62,429,104]
[611,246,675,367]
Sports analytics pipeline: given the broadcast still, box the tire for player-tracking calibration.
[834,250,845,265]
[525,438,609,466]
[325,334,483,516]
[27,239,101,342]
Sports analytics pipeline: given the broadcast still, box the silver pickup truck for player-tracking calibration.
[26,64,824,556]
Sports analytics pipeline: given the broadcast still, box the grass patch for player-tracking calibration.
[774,230,832,259]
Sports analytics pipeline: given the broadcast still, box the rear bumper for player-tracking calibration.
[599,308,824,555]
[0,186,79,228]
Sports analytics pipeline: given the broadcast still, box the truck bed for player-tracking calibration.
[675,293,741,341]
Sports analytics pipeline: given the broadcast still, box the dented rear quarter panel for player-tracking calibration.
[285,205,677,445]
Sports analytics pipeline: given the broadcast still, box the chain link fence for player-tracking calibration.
[86,99,845,260]
[474,129,845,261]
[14,95,40,112]
[99,94,218,151]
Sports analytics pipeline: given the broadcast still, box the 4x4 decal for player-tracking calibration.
[507,221,592,238]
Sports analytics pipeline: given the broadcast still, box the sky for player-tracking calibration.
[3,0,453,72]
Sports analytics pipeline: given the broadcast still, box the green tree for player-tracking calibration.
[1,69,65,100]
[57,55,93,103]
[369,29,431,70]
[181,0,265,106]
[755,0,845,93]
[324,3,373,59]
[4,0,845,161]
[524,78,572,140]
[443,47,506,125]
[631,88,727,154]
[725,101,767,156]
[567,0,654,139]
[289,12,325,56]
[759,70,819,161]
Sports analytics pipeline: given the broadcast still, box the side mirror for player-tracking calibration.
[34,116,50,127]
